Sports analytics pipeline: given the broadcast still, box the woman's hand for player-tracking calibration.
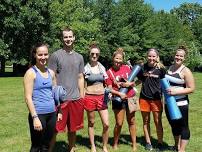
[166,87,177,96]
[119,92,127,100]
[121,81,134,88]
[33,117,43,131]
[57,113,63,121]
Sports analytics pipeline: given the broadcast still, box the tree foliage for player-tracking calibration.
[0,0,202,72]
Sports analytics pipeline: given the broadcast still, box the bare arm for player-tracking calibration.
[107,84,127,99]
[23,69,42,131]
[24,69,37,117]
[49,69,57,87]
[78,73,85,98]
[179,67,195,94]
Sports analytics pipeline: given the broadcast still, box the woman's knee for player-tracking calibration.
[181,128,190,140]
[88,120,95,127]
[143,116,150,125]
[103,122,109,131]
[115,122,123,128]
[127,117,136,126]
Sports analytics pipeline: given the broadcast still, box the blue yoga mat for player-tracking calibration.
[114,64,141,102]
[161,78,182,120]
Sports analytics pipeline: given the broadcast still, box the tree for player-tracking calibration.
[0,0,52,74]
[171,3,202,26]
[48,0,101,61]
[192,16,202,53]
[141,11,194,65]
[90,0,153,62]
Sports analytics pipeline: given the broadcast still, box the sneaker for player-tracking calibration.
[168,146,178,152]
[145,143,153,151]
[156,143,164,151]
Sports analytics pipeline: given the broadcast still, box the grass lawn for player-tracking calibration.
[0,72,202,152]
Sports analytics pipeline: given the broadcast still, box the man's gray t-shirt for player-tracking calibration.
[48,49,84,100]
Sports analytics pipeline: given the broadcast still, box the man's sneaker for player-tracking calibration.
[145,143,153,151]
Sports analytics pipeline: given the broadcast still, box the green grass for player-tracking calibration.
[0,73,202,152]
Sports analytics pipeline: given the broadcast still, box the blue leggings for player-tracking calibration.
[165,105,190,140]
[28,112,56,152]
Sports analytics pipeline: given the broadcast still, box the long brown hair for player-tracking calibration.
[30,43,48,66]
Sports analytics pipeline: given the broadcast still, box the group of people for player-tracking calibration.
[23,27,195,152]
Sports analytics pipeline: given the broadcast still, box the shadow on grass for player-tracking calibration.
[118,134,174,151]
[53,134,173,151]
[53,141,68,152]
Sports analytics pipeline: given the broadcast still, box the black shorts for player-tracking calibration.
[112,98,128,110]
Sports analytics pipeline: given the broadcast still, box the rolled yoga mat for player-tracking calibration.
[161,78,182,120]
[113,64,141,102]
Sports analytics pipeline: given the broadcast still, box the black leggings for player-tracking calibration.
[28,112,56,152]
[165,105,190,140]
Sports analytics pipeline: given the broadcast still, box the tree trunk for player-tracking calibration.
[0,56,5,75]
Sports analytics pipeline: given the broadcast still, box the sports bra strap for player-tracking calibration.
[179,65,186,72]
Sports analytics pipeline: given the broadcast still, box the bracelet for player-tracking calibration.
[32,115,38,119]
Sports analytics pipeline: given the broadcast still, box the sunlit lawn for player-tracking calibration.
[0,73,201,152]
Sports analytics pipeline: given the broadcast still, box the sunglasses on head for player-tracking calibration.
[90,53,99,56]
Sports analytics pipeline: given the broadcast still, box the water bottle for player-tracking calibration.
[104,88,111,104]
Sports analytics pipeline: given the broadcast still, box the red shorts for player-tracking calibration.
[84,94,107,111]
[56,98,84,132]
[139,98,163,112]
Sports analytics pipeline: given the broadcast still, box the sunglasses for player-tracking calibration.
[90,53,99,56]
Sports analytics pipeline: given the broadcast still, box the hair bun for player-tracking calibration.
[177,44,188,53]
[116,47,124,53]
[89,41,98,49]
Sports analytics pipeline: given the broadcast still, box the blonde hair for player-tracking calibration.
[147,48,165,69]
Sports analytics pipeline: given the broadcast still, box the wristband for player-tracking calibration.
[32,115,38,119]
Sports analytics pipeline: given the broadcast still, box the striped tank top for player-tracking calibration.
[165,65,189,106]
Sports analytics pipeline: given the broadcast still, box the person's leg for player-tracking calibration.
[48,133,57,152]
[165,105,180,150]
[174,136,180,150]
[179,140,188,152]
[113,109,125,150]
[49,102,69,151]
[67,99,84,152]
[87,111,96,152]
[42,112,56,152]
[98,109,109,152]
[152,111,163,144]
[28,114,41,152]
[179,105,190,152]
[68,131,76,152]
[141,111,151,144]
[126,109,137,151]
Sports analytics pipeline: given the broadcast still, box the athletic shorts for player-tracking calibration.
[56,98,84,132]
[112,99,128,110]
[139,98,162,112]
[84,94,107,111]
